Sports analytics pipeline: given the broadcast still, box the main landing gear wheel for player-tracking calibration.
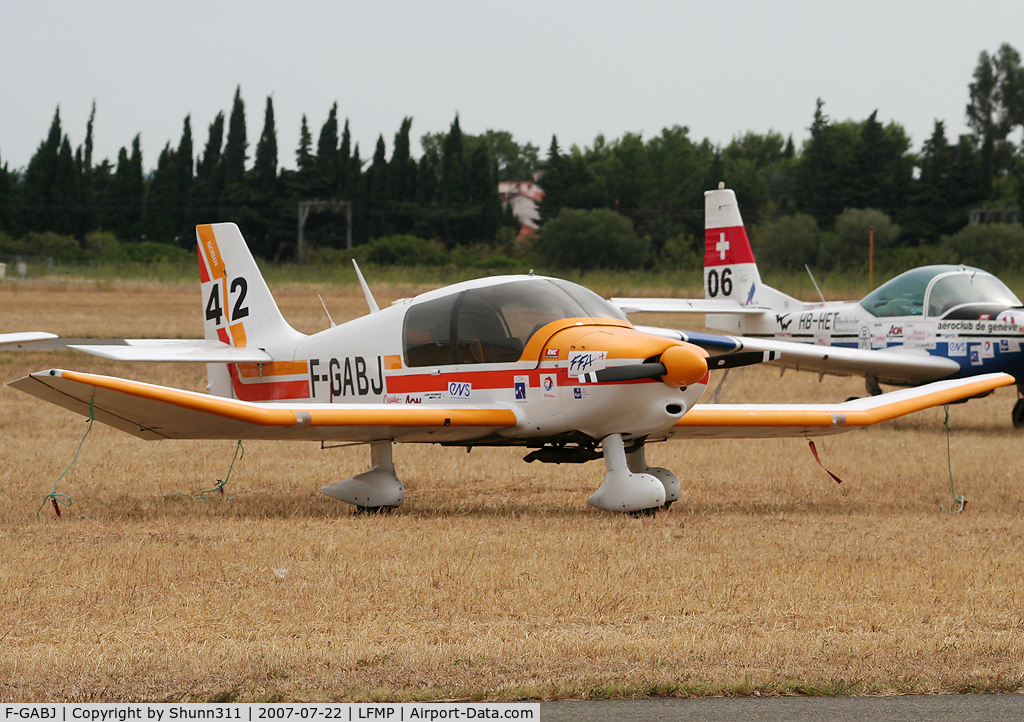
[1013,398,1024,429]
[628,507,659,518]
[355,505,398,515]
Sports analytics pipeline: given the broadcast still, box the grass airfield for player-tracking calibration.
[2,279,1023,702]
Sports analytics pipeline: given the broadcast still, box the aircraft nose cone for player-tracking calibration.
[659,344,708,388]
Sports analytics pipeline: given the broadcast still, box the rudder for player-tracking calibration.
[196,223,305,398]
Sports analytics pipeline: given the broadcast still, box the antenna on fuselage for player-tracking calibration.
[318,294,337,328]
[352,260,380,314]
[804,264,827,303]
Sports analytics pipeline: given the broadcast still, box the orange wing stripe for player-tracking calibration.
[676,374,1015,428]
[675,409,837,428]
[59,370,516,429]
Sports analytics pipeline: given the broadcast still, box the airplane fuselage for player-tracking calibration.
[717,300,1024,380]
[214,276,705,446]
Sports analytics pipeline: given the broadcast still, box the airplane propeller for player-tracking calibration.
[579,349,779,386]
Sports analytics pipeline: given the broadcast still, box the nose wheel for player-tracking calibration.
[587,434,667,513]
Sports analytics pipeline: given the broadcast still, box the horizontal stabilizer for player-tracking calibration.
[612,298,767,315]
[0,332,58,349]
[70,339,273,363]
[9,369,517,443]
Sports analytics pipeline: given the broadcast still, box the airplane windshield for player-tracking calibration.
[860,267,942,317]
[404,278,627,366]
[926,272,1022,317]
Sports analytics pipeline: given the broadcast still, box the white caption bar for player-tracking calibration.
[0,704,539,722]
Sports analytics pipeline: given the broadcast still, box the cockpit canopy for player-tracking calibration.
[403,277,628,366]
[860,265,1022,319]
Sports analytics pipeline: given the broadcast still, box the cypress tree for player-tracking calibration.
[106,135,144,241]
[294,114,314,201]
[192,112,224,219]
[338,119,352,196]
[83,101,96,173]
[249,96,281,258]
[316,103,339,195]
[52,135,81,236]
[537,135,564,225]
[223,86,247,186]
[0,152,13,234]
[441,114,466,207]
[365,135,388,238]
[467,142,500,242]
[145,142,180,241]
[176,116,194,202]
[253,96,278,192]
[389,117,416,202]
[296,115,313,172]
[197,113,224,180]
[22,107,63,232]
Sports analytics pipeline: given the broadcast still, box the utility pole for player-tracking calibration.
[869,226,875,290]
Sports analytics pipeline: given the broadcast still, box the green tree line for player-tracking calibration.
[1,44,1022,271]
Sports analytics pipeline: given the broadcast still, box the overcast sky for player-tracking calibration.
[2,1,1022,173]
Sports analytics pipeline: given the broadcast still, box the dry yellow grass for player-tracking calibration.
[2,279,1024,702]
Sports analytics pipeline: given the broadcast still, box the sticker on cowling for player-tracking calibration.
[541,374,558,399]
[568,350,607,375]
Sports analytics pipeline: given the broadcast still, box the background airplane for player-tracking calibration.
[614,187,1024,426]
[10,224,1012,514]
[0,332,57,350]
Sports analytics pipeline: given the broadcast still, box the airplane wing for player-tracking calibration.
[611,298,768,315]
[656,372,1014,439]
[70,339,273,363]
[0,332,58,349]
[8,369,518,443]
[635,325,962,385]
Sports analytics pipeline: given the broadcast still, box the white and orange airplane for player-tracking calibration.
[9,224,1013,514]
[0,332,56,350]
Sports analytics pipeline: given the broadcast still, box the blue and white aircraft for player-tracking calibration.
[614,187,1024,425]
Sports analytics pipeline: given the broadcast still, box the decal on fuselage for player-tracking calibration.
[568,351,607,375]
[797,311,840,333]
[514,375,528,402]
[309,356,385,399]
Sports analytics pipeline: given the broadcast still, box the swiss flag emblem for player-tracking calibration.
[704,226,755,266]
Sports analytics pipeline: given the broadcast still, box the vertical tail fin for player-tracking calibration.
[703,187,762,305]
[703,188,802,333]
[196,223,305,397]
[704,187,800,310]
[196,223,302,350]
